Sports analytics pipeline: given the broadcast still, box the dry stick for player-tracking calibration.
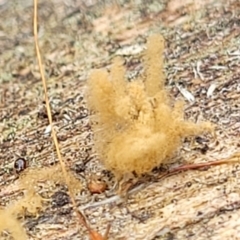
[33,1,105,239]
[167,156,240,174]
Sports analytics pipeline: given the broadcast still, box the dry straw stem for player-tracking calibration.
[33,0,105,239]
[87,34,214,179]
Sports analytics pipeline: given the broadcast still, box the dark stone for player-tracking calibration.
[52,191,70,207]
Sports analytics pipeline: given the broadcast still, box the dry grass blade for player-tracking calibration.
[33,0,105,239]
[158,154,240,180]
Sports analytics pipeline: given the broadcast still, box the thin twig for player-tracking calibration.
[167,156,240,174]
[33,1,105,239]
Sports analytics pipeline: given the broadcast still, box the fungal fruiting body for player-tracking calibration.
[87,34,212,179]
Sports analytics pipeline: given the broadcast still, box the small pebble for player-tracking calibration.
[14,158,27,173]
